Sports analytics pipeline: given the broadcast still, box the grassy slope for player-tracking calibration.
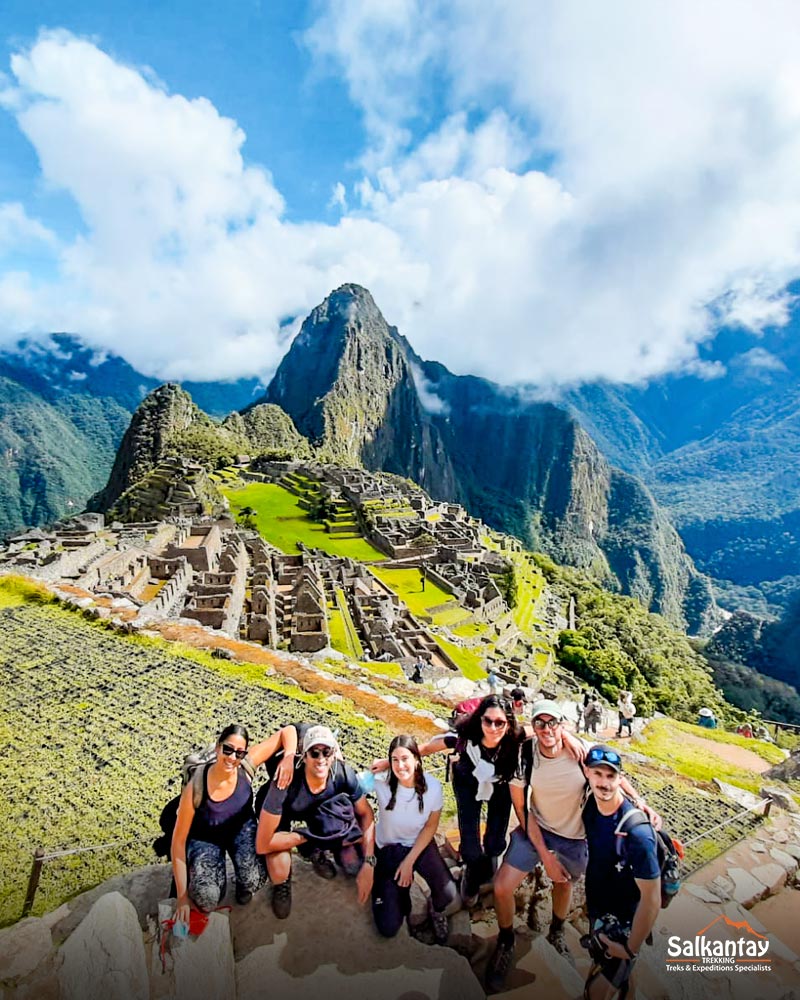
[627,718,784,793]
[0,584,395,923]
[222,482,385,561]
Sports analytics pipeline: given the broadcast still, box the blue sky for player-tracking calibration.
[1,2,800,387]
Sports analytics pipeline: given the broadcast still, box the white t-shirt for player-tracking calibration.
[374,773,444,848]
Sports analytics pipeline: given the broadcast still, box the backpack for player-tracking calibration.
[152,746,256,859]
[448,697,483,730]
[614,807,684,908]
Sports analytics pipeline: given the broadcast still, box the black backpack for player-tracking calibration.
[614,807,683,908]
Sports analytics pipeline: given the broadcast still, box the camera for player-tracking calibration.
[580,914,629,964]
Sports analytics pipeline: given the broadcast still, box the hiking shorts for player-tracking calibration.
[504,826,588,879]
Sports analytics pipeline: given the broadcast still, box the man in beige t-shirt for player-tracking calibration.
[485,700,657,994]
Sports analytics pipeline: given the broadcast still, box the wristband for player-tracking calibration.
[624,941,637,959]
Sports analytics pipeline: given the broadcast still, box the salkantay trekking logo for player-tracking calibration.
[666,915,772,974]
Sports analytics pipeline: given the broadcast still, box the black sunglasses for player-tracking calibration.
[221,743,247,760]
[533,718,560,730]
[586,747,621,767]
[481,717,508,729]
[307,746,335,759]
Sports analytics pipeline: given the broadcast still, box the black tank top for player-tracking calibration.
[189,764,254,846]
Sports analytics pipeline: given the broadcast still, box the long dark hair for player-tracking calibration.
[457,695,522,782]
[218,724,250,747]
[386,734,427,813]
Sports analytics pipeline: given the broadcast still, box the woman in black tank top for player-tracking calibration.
[171,723,298,925]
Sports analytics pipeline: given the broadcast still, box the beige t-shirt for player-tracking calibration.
[511,747,587,840]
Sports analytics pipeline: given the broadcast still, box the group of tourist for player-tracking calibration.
[170,695,663,998]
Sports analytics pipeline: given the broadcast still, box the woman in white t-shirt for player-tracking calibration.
[371,735,457,944]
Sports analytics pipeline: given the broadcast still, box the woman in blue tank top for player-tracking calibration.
[171,723,297,925]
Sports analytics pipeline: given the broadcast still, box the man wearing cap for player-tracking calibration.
[486,702,658,993]
[256,724,375,919]
[582,745,661,999]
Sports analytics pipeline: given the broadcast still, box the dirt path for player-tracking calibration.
[677,728,773,772]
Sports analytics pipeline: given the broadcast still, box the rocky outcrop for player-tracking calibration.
[264,284,458,501]
[223,404,311,459]
[89,384,202,512]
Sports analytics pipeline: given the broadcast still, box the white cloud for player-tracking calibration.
[734,347,789,374]
[4,12,800,387]
[0,202,57,254]
[409,361,449,415]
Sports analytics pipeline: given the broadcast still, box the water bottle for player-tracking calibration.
[357,769,376,794]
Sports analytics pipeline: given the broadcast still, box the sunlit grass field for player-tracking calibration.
[222,482,385,561]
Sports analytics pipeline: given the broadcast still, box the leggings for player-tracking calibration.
[186,818,266,911]
[372,841,457,938]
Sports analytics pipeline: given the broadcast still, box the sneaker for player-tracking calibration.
[235,884,253,906]
[309,848,337,880]
[271,878,292,919]
[547,926,576,967]
[429,901,449,945]
[485,935,516,993]
[460,870,479,908]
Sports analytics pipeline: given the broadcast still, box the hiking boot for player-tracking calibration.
[271,878,292,919]
[547,926,576,967]
[429,901,449,946]
[235,884,253,906]
[460,870,479,908]
[309,848,337,880]
[485,935,516,993]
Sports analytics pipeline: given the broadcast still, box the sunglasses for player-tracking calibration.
[307,746,335,759]
[586,747,622,767]
[221,744,247,760]
[481,717,508,729]
[533,718,560,730]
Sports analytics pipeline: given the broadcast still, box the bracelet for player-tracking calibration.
[624,941,637,959]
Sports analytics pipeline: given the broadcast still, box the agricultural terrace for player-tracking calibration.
[221,482,385,561]
[0,593,398,924]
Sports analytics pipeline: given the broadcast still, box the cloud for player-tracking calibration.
[0,202,58,254]
[409,361,449,415]
[734,347,789,374]
[4,13,800,387]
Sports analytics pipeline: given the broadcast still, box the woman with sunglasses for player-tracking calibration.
[415,695,524,907]
[371,735,458,943]
[172,722,299,926]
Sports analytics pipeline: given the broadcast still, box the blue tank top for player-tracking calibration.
[189,764,254,846]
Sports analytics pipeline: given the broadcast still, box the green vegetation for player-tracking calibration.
[0,575,52,609]
[540,554,731,722]
[630,719,783,794]
[0,588,396,924]
[369,567,452,617]
[436,637,487,680]
[222,482,384,561]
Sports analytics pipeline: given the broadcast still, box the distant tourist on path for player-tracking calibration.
[510,687,527,723]
[616,692,636,738]
[584,697,603,735]
[171,723,297,926]
[256,725,376,918]
[697,708,717,729]
[575,697,585,733]
[487,670,500,695]
[370,735,457,943]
